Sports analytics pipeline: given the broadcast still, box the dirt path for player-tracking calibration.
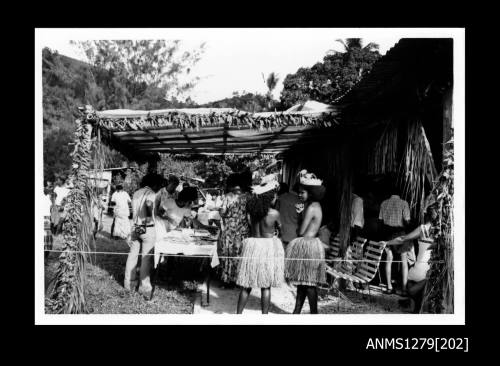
[194,279,297,314]
[194,279,407,315]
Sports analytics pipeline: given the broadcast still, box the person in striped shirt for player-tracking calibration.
[378,184,412,295]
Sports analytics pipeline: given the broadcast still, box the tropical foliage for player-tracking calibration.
[71,40,205,109]
[421,137,454,313]
[264,72,280,110]
[280,38,381,108]
[45,119,95,313]
[201,91,278,112]
[43,41,205,182]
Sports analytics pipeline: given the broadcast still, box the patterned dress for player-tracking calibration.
[218,193,250,284]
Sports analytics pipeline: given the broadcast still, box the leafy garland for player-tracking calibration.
[421,137,454,313]
[91,109,338,133]
[45,117,95,314]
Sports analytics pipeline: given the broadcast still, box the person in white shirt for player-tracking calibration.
[92,195,105,240]
[110,185,132,239]
[53,178,71,235]
[155,175,183,237]
[53,178,70,206]
[351,191,364,238]
[156,187,198,234]
[343,188,365,290]
[155,175,180,207]
[378,184,412,295]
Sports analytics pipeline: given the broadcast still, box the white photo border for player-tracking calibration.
[35,27,465,325]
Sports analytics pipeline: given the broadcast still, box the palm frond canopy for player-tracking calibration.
[84,105,341,158]
[345,38,363,49]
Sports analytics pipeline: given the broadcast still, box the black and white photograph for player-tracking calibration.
[35,28,464,325]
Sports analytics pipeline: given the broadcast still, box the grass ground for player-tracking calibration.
[45,216,201,314]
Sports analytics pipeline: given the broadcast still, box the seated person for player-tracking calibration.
[385,204,438,313]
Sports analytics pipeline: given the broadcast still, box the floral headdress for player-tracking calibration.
[251,173,280,195]
[298,169,323,186]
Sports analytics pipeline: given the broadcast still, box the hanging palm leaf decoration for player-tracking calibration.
[420,137,454,313]
[45,116,98,314]
[368,120,399,175]
[398,119,438,222]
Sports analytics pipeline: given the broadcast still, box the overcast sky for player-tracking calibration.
[39,29,423,104]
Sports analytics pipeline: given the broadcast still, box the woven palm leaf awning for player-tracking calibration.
[82,105,341,158]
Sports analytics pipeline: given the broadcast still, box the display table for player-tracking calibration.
[154,229,219,304]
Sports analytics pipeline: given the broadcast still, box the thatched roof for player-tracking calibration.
[82,105,341,158]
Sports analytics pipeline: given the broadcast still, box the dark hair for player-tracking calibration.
[238,170,253,192]
[168,175,180,186]
[291,181,300,193]
[424,204,438,224]
[141,173,163,189]
[352,181,360,195]
[178,187,198,203]
[246,190,276,222]
[226,174,239,190]
[390,182,400,195]
[300,184,326,201]
[278,182,289,195]
[116,184,123,191]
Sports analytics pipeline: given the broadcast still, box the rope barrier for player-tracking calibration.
[43,249,445,264]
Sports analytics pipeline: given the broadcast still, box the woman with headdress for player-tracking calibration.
[285,170,327,314]
[218,173,251,288]
[235,174,284,314]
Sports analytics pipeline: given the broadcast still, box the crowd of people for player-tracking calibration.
[43,177,74,260]
[215,169,329,314]
[44,166,438,314]
[335,180,437,313]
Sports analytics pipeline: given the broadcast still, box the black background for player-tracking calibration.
[8,3,486,360]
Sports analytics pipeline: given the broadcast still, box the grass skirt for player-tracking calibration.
[236,237,285,288]
[285,237,326,286]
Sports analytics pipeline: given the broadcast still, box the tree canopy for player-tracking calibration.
[42,40,205,182]
[280,38,381,108]
[201,91,279,112]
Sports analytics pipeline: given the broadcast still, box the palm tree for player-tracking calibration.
[334,38,380,81]
[263,72,279,110]
[335,38,380,53]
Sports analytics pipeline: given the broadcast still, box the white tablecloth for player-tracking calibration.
[154,239,219,268]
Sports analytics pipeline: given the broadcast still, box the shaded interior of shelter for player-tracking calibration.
[280,38,453,233]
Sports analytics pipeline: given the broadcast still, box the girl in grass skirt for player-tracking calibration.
[236,174,284,314]
[285,170,328,314]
